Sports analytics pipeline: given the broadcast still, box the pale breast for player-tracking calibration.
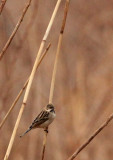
[39,112,56,128]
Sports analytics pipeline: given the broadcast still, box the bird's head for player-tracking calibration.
[46,104,55,112]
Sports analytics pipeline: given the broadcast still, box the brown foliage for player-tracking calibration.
[1,0,113,160]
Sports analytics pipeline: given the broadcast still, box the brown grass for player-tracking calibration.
[3,0,62,159]
[1,0,113,160]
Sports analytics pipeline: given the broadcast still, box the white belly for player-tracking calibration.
[39,112,56,128]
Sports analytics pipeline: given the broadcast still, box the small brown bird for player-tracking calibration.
[20,104,56,137]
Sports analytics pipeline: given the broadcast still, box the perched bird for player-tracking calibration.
[20,104,56,137]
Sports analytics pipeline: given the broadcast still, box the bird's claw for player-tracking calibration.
[44,128,48,133]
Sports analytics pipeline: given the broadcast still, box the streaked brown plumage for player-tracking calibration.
[20,104,56,137]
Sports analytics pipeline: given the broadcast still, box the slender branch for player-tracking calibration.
[0,43,51,130]
[4,0,61,159]
[67,113,113,160]
[0,0,7,15]
[41,0,70,160]
[41,130,48,160]
[0,0,32,61]
[49,0,70,104]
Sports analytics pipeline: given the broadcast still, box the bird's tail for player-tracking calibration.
[20,128,31,138]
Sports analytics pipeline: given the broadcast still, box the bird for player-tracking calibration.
[20,104,56,137]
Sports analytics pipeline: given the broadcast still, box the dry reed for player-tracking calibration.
[4,0,62,159]
[0,43,51,130]
[67,113,113,160]
[41,0,70,159]
[0,0,7,14]
[0,0,32,61]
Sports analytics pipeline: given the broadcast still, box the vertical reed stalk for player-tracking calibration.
[41,130,48,160]
[4,0,62,159]
[41,0,70,159]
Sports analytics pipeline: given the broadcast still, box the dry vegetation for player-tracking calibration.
[1,0,113,160]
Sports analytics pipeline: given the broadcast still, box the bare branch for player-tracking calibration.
[67,113,113,160]
[0,0,7,15]
[0,0,32,61]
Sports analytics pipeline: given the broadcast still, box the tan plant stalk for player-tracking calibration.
[41,1,70,160]
[67,113,113,160]
[4,0,62,159]
[0,0,32,61]
[0,43,51,130]
[0,0,7,15]
[41,131,48,160]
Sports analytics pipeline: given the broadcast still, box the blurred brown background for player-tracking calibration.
[1,0,113,159]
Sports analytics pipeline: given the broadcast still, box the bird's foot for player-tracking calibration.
[44,128,48,133]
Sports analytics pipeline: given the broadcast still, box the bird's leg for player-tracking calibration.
[44,127,48,133]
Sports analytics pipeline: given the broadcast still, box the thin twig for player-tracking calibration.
[0,0,7,15]
[4,0,61,159]
[0,0,32,61]
[0,43,51,130]
[41,130,48,160]
[67,113,113,160]
[41,0,70,159]
[49,0,70,104]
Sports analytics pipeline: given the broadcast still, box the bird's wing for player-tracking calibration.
[30,110,49,129]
